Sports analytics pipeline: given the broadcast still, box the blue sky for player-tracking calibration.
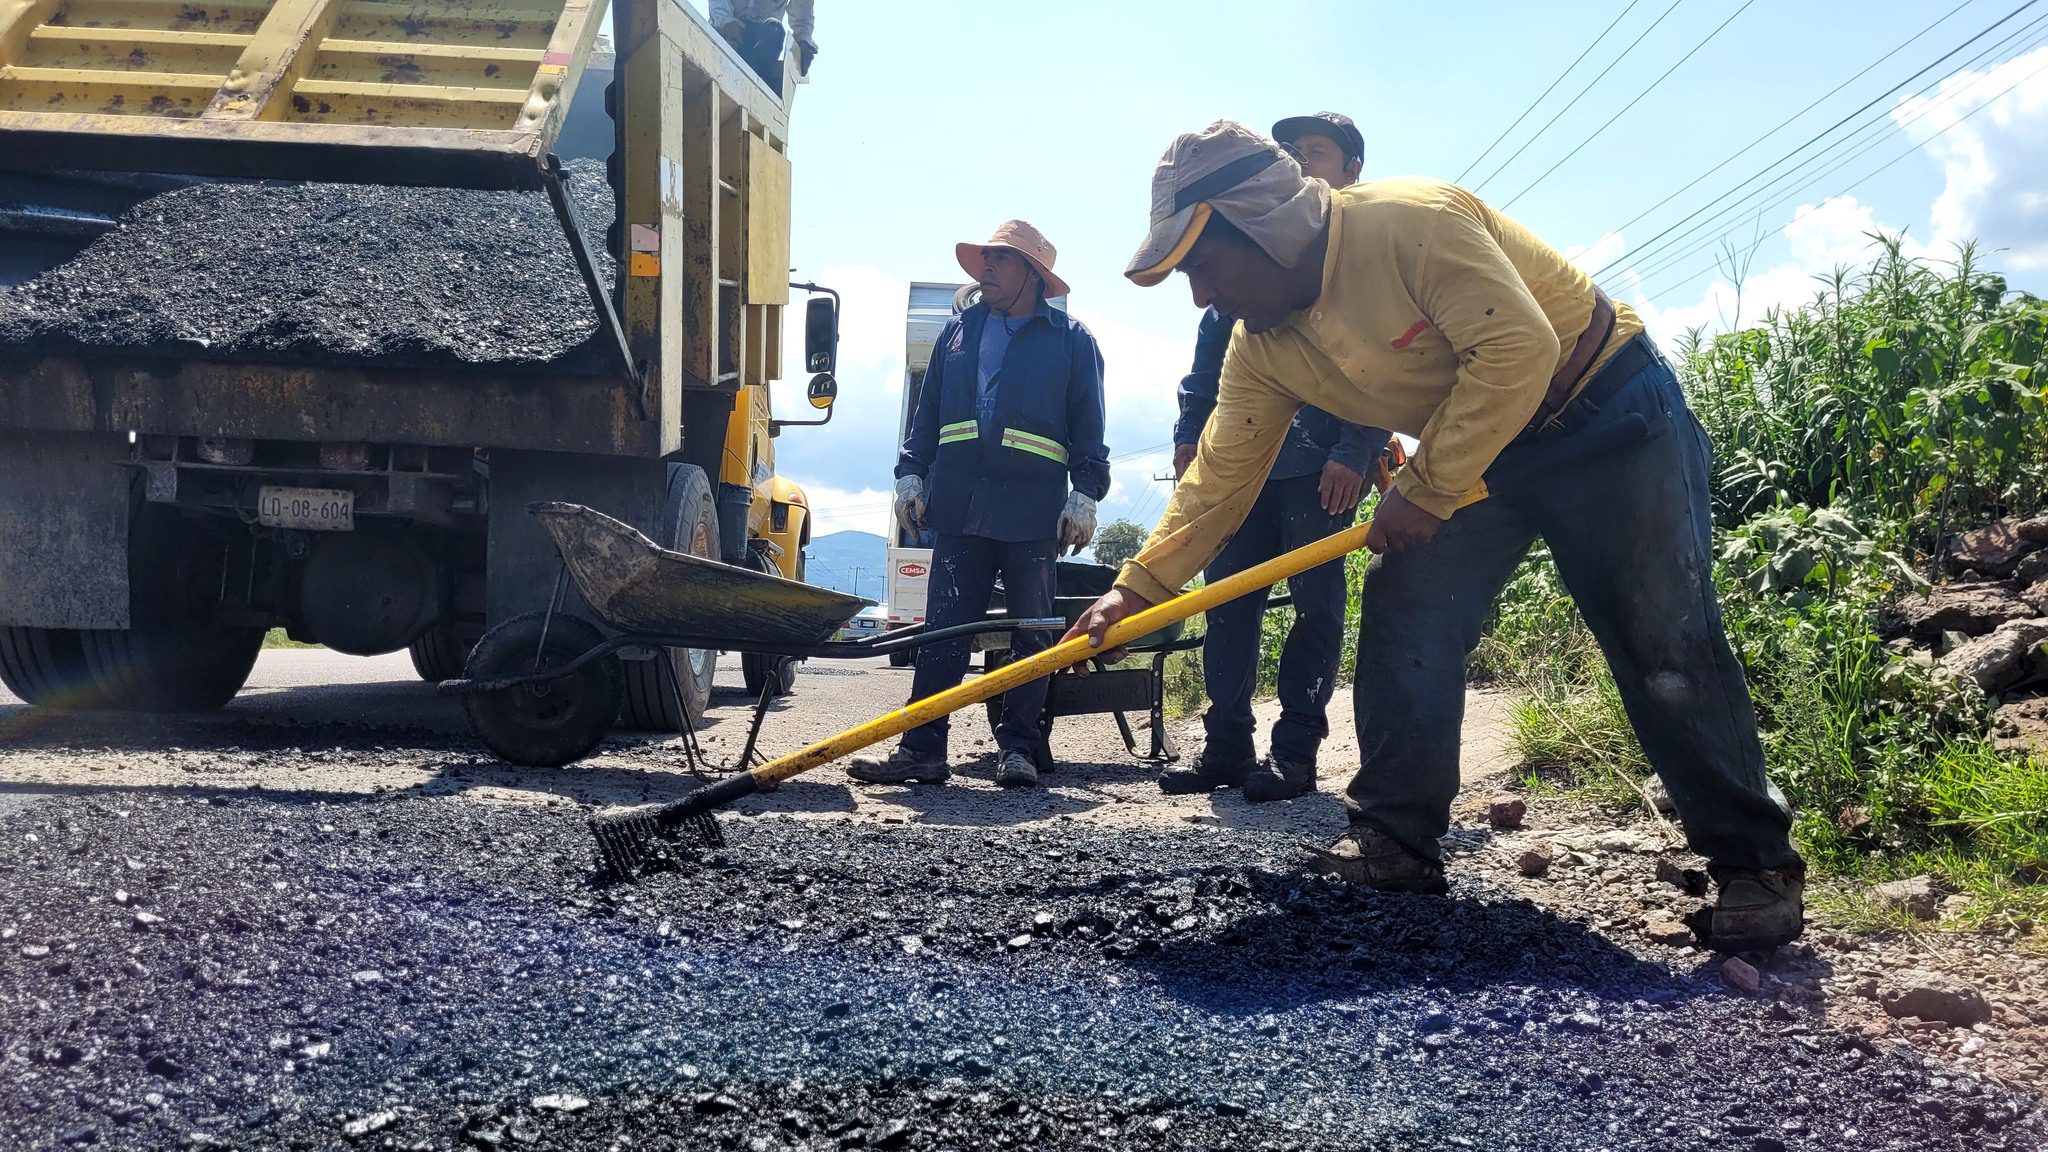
[706,0,2048,539]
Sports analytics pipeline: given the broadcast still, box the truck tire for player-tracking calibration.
[618,464,718,731]
[79,509,263,713]
[463,611,620,768]
[740,549,801,699]
[408,627,468,683]
[0,627,110,709]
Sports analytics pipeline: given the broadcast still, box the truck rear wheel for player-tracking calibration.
[408,627,469,683]
[79,509,263,712]
[618,464,718,731]
[0,627,110,709]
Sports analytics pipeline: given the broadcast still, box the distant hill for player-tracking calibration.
[803,530,889,602]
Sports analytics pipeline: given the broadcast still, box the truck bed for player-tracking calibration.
[0,159,615,372]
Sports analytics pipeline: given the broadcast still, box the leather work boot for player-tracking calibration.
[1303,826,1449,895]
[1686,864,1805,952]
[1242,755,1316,803]
[1156,748,1255,795]
[846,747,950,786]
[994,749,1040,788]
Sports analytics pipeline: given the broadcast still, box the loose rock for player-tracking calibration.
[1869,875,1941,921]
[1487,793,1527,830]
[1879,971,1992,1028]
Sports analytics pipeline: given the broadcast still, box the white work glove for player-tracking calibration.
[1057,491,1097,556]
[893,474,927,538]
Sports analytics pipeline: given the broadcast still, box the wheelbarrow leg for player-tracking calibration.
[1149,650,1178,763]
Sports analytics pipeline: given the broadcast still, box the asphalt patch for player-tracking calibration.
[0,793,2040,1151]
[0,161,616,368]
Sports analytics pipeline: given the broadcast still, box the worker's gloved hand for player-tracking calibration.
[1172,443,1198,481]
[893,474,927,537]
[1057,491,1097,555]
[796,38,818,75]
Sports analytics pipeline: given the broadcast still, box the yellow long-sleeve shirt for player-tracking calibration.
[1116,176,1642,604]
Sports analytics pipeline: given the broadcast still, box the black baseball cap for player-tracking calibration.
[1271,111,1364,165]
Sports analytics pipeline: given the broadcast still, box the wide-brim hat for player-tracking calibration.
[1126,120,1329,287]
[956,219,1070,300]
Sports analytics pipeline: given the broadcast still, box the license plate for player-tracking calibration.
[257,486,354,531]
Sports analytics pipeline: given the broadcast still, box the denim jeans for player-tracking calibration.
[901,533,1057,760]
[1201,472,1351,766]
[1348,341,1801,872]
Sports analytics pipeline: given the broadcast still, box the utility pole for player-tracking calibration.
[847,566,866,599]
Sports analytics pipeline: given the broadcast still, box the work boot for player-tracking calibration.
[1156,748,1255,795]
[846,747,950,786]
[1303,825,1449,895]
[994,749,1040,789]
[1687,864,1805,952]
[1242,755,1316,803]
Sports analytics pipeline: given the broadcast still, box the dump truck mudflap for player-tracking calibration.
[0,432,131,629]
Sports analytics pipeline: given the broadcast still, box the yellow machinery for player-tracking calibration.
[0,0,837,723]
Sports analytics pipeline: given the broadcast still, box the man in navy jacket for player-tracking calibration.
[853,220,1110,789]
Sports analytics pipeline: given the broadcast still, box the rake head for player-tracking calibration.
[589,803,725,881]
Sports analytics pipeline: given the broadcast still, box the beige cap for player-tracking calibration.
[1125,120,1330,287]
[956,219,1071,300]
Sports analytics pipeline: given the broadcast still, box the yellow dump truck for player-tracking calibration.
[0,0,837,726]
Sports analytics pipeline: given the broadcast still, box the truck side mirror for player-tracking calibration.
[806,373,837,410]
[805,295,838,374]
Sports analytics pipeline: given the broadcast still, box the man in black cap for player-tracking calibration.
[1271,111,1365,189]
[1157,111,1389,804]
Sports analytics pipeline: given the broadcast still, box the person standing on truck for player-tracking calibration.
[1158,111,1392,804]
[853,221,1109,790]
[711,0,816,91]
[1065,121,1805,952]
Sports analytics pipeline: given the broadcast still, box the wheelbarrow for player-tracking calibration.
[979,560,1199,774]
[440,502,1066,769]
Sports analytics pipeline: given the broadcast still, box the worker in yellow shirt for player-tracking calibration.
[1067,120,1804,952]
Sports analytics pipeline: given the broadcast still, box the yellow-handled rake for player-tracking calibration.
[588,515,1381,878]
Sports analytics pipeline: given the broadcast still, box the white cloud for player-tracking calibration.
[1896,44,2048,270]
[1620,195,1910,341]
[771,264,912,495]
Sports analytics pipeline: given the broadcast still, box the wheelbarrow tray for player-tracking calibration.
[530,502,873,648]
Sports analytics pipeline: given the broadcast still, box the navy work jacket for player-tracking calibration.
[1175,307,1389,480]
[897,299,1110,543]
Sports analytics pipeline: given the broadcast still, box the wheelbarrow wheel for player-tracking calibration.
[741,651,798,698]
[463,611,622,768]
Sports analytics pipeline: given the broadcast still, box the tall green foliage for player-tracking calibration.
[1490,239,2048,917]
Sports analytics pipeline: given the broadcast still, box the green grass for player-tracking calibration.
[262,629,321,650]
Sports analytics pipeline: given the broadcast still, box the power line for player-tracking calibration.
[1636,44,2048,300]
[1593,0,2045,279]
[1586,0,1976,268]
[1456,0,1643,185]
[1627,22,2048,291]
[1616,6,2048,285]
[1502,0,1761,211]
[1469,0,1691,195]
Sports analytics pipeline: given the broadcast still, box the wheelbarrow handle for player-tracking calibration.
[634,507,1443,826]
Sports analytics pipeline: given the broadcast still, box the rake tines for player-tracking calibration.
[589,804,725,880]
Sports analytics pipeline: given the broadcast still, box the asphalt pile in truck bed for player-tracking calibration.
[2,792,2041,1151]
[0,160,617,367]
